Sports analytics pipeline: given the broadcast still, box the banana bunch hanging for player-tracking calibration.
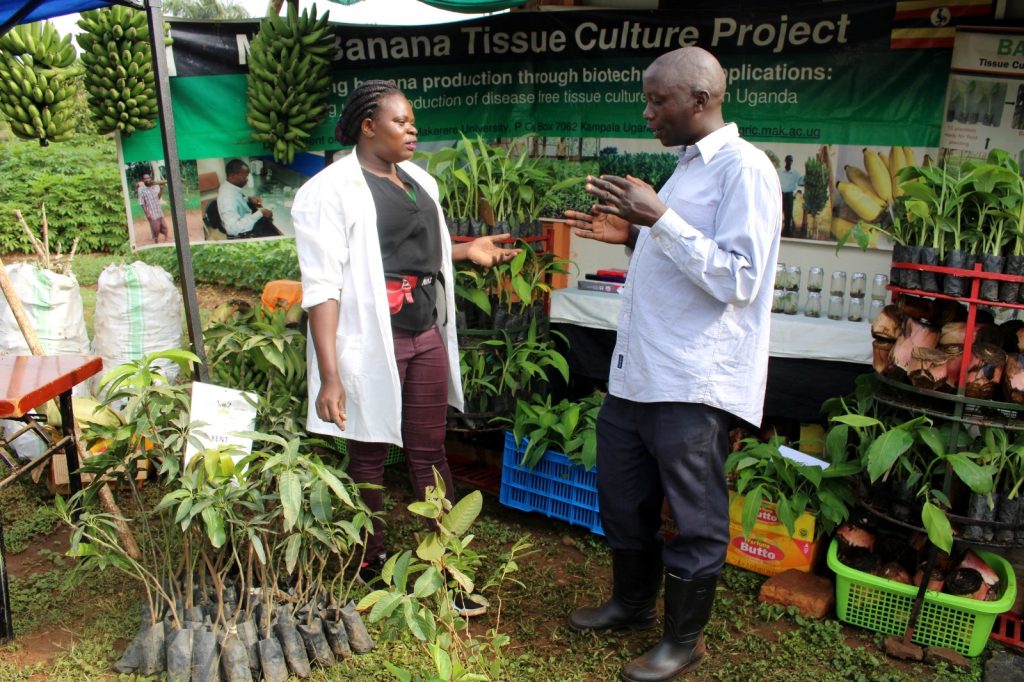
[76,6,160,136]
[0,21,79,145]
[247,3,334,165]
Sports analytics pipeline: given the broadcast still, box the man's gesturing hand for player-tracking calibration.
[587,174,666,228]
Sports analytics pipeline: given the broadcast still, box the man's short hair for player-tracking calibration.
[225,159,248,177]
[785,155,793,163]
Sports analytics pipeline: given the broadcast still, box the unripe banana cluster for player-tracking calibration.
[247,3,334,165]
[76,6,158,136]
[0,21,79,145]
[838,147,923,224]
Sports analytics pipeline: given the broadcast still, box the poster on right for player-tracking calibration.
[941,26,1024,164]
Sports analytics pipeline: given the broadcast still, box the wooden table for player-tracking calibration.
[0,354,102,644]
[549,288,872,422]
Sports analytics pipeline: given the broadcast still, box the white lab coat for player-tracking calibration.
[291,152,464,445]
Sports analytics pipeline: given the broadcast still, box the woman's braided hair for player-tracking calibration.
[334,80,403,146]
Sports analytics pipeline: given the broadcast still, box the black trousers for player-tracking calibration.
[596,395,731,578]
[781,191,795,234]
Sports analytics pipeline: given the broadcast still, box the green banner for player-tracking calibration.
[121,2,977,163]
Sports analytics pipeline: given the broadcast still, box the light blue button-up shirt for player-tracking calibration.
[218,181,262,237]
[608,123,782,426]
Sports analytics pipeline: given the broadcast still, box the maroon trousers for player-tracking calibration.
[346,325,453,558]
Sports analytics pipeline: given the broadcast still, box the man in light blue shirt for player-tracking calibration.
[565,47,781,682]
[218,159,279,239]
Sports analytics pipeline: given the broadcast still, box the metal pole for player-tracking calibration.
[144,0,209,382]
[1,510,13,643]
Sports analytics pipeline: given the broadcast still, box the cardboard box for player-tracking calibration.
[48,439,151,494]
[725,491,822,577]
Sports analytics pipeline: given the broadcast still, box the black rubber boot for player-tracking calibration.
[568,548,662,632]
[619,572,718,682]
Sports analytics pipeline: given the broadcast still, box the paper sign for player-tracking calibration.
[184,382,258,467]
[778,444,830,470]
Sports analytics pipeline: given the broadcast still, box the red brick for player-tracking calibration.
[924,647,971,670]
[884,636,925,661]
[758,569,834,618]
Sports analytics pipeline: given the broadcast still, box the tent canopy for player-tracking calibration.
[0,0,125,31]
[2,0,526,29]
[397,0,525,11]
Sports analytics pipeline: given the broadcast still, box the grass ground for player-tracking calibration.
[0,253,1000,681]
[0,454,994,682]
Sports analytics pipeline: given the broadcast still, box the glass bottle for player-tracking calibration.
[871,273,889,301]
[807,266,824,293]
[850,272,867,298]
[868,298,886,323]
[804,291,822,318]
[772,288,785,313]
[785,265,801,292]
[848,296,865,322]
[828,294,845,320]
[830,270,847,297]
[774,262,786,290]
[784,290,799,315]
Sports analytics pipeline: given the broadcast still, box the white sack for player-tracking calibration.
[91,261,183,393]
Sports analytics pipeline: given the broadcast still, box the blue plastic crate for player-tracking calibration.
[499,432,604,535]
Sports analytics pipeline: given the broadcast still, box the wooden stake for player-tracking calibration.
[40,204,49,271]
[14,210,48,267]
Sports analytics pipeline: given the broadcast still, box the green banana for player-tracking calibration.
[76,6,158,135]
[247,3,335,163]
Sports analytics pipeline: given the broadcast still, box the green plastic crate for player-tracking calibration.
[827,539,1017,657]
[330,437,404,467]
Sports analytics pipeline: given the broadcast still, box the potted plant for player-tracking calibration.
[899,161,978,296]
[65,351,377,678]
[725,435,861,541]
[498,392,605,535]
[480,318,569,416]
[504,391,603,470]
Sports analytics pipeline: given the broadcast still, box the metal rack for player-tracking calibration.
[867,260,1024,649]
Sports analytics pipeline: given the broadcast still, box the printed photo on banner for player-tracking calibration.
[122,154,312,249]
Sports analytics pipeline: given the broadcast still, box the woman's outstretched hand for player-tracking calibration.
[465,233,521,267]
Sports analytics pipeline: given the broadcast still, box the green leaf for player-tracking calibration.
[917,426,946,457]
[369,592,405,623]
[355,589,388,612]
[741,487,764,539]
[832,415,881,428]
[921,501,953,553]
[441,490,482,535]
[431,643,454,681]
[417,534,445,562]
[284,532,302,574]
[446,565,475,594]
[201,506,226,548]
[825,425,849,461]
[865,428,915,482]
[384,661,414,682]
[309,480,333,523]
[409,501,439,519]
[279,471,302,531]
[414,565,444,598]
[402,599,430,642]
[313,464,354,507]
[947,454,994,494]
